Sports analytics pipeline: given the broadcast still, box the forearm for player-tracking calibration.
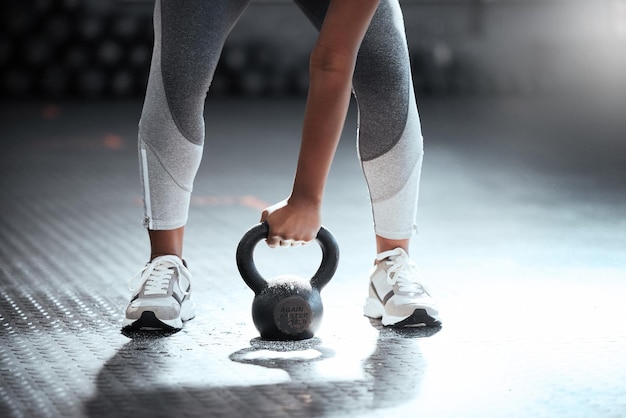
[290,0,380,208]
[290,51,355,206]
[261,0,380,245]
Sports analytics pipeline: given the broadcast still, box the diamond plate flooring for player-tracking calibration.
[1,96,625,418]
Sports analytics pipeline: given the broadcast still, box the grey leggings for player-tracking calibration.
[139,0,424,240]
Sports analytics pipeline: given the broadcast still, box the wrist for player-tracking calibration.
[288,192,322,209]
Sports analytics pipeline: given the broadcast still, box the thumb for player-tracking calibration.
[260,208,269,223]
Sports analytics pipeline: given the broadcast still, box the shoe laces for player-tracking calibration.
[377,249,425,294]
[128,256,182,296]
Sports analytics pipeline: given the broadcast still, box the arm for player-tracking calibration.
[262,0,381,247]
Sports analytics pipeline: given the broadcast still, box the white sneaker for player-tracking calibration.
[363,248,441,327]
[123,255,196,331]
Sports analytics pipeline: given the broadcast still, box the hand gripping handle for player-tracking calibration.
[235,222,340,294]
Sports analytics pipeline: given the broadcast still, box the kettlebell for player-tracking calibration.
[236,222,339,341]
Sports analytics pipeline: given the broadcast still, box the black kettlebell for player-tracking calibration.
[236,222,339,341]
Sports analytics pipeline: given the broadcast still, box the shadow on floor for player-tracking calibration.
[84,326,440,417]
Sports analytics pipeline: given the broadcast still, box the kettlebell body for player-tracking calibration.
[236,222,339,341]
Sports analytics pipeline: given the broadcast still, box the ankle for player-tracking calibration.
[150,253,182,262]
[148,227,185,262]
[375,236,409,257]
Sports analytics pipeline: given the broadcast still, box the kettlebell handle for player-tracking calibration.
[236,222,340,294]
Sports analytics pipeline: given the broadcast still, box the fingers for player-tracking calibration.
[266,235,280,248]
[266,221,314,248]
[283,239,308,247]
[267,236,310,249]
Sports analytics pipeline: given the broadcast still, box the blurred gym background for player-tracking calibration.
[1,0,625,100]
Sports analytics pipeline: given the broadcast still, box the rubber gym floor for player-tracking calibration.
[1,94,625,417]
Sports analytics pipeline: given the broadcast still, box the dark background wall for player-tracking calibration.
[1,0,625,99]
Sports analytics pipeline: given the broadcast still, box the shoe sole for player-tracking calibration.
[364,296,441,327]
[122,298,196,331]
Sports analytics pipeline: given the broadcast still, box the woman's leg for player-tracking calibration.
[354,1,424,250]
[139,0,251,257]
[124,0,252,331]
